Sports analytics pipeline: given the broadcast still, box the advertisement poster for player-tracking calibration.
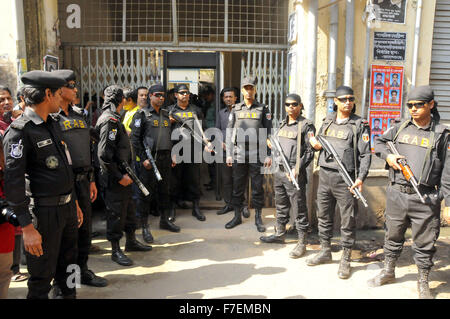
[369,110,401,151]
[370,65,403,109]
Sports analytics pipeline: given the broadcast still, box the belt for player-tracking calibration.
[391,183,435,194]
[75,173,88,182]
[33,193,72,206]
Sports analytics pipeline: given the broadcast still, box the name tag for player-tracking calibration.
[278,130,297,139]
[398,133,430,148]
[237,112,260,120]
[61,119,86,130]
[37,139,53,148]
[325,129,349,140]
[176,112,193,119]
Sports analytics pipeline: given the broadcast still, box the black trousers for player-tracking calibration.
[383,184,441,269]
[104,183,136,242]
[137,151,172,218]
[26,201,78,299]
[316,167,357,248]
[171,162,201,202]
[274,169,309,232]
[231,162,264,209]
[74,176,92,272]
[221,162,233,205]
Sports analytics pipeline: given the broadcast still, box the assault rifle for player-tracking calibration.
[121,161,150,197]
[386,141,426,204]
[316,135,369,207]
[143,138,162,182]
[268,133,300,190]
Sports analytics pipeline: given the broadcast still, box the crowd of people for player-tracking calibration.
[0,69,449,300]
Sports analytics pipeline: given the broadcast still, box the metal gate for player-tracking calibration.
[240,50,288,125]
[430,0,450,125]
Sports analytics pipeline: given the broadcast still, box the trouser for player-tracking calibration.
[137,151,172,217]
[104,183,137,241]
[11,234,22,274]
[316,167,357,248]
[74,175,92,273]
[231,161,264,209]
[274,169,309,232]
[26,201,78,299]
[0,252,12,299]
[171,162,201,202]
[383,184,441,269]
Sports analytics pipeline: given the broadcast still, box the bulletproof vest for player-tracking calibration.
[171,104,201,131]
[319,119,356,172]
[141,107,172,151]
[278,120,300,168]
[233,102,266,144]
[57,108,91,169]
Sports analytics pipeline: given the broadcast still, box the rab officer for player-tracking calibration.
[3,71,79,299]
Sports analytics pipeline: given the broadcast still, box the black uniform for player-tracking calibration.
[374,119,450,269]
[316,112,371,248]
[95,108,136,241]
[273,116,315,232]
[3,107,78,299]
[56,106,94,273]
[216,106,234,207]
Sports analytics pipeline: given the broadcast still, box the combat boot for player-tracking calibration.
[125,231,152,252]
[225,207,242,229]
[160,209,181,232]
[306,241,332,266]
[289,230,307,258]
[338,247,352,279]
[192,200,206,221]
[255,208,266,232]
[241,206,250,218]
[141,217,154,244]
[111,240,133,266]
[260,224,286,244]
[417,268,433,299]
[81,269,109,287]
[367,256,397,287]
[168,203,176,222]
[217,205,233,215]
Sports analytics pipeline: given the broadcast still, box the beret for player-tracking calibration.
[52,69,76,82]
[175,84,189,93]
[335,85,354,97]
[149,83,165,94]
[407,85,434,102]
[21,70,66,89]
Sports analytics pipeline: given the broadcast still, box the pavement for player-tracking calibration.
[7,206,450,299]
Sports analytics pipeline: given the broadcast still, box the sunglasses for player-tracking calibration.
[64,83,77,89]
[178,91,190,96]
[285,102,299,107]
[153,93,165,98]
[406,102,426,109]
[337,97,355,103]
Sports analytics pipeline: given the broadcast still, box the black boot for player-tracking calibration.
[225,207,242,229]
[81,269,109,287]
[217,205,233,215]
[141,217,154,244]
[192,200,206,221]
[367,256,397,287]
[289,230,307,258]
[168,203,176,222]
[338,247,352,279]
[241,206,250,218]
[417,268,433,299]
[255,208,265,232]
[260,224,286,243]
[306,241,332,266]
[160,209,181,232]
[111,240,133,266]
[125,232,152,252]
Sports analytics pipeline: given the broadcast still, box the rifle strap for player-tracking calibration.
[154,111,163,161]
[352,124,358,178]
[419,120,435,183]
[294,119,303,177]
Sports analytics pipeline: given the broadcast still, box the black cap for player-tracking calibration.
[241,76,256,88]
[21,70,67,89]
[149,83,165,94]
[52,69,76,82]
[407,85,434,102]
[335,85,354,97]
[175,84,190,93]
[286,93,301,104]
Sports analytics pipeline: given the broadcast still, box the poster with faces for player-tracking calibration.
[370,65,403,109]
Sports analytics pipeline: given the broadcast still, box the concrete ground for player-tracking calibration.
[7,206,450,299]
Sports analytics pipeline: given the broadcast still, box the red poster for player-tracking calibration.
[370,65,403,109]
[369,110,401,151]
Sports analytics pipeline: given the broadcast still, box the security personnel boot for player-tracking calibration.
[255,208,266,232]
[367,256,396,287]
[81,269,109,287]
[168,204,176,222]
[111,240,134,266]
[192,200,206,221]
[241,206,250,218]
[225,208,242,229]
[306,242,332,266]
[217,205,233,215]
[141,218,154,244]
[125,232,153,252]
[418,268,433,299]
[338,248,352,279]
[289,231,307,258]
[160,209,181,232]
[260,224,286,244]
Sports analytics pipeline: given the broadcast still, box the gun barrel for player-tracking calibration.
[270,134,300,191]
[122,162,150,197]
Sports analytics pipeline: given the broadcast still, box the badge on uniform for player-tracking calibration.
[109,129,117,141]
[362,133,370,143]
[45,156,59,169]
[307,131,315,139]
[266,113,272,120]
[37,139,52,148]
[134,118,141,128]
[10,139,23,159]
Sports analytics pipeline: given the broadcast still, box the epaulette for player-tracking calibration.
[361,119,370,126]
[10,114,30,130]
[49,113,60,121]
[108,116,119,123]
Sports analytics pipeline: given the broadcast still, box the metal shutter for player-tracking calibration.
[431,0,450,125]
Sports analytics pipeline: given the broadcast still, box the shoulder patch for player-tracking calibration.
[108,129,117,141]
[10,139,24,158]
[266,113,272,120]
[362,133,370,143]
[134,118,141,128]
